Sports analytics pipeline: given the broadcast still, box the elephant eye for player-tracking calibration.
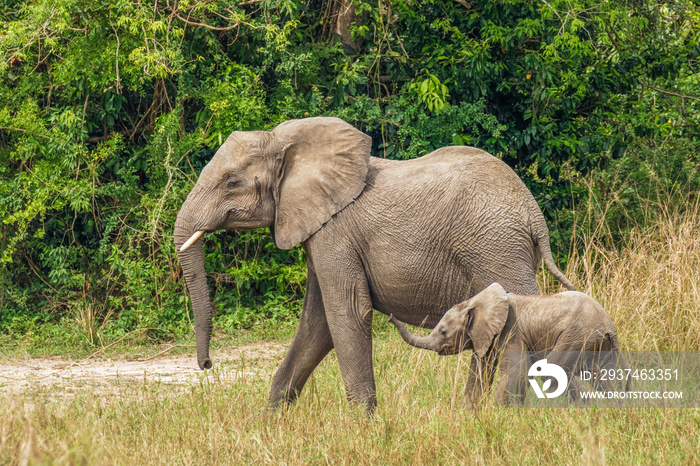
[227,180,239,188]
[440,327,447,336]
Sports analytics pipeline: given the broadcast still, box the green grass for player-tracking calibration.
[2,328,698,465]
[0,315,300,361]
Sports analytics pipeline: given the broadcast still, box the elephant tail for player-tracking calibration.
[607,330,621,352]
[530,206,576,291]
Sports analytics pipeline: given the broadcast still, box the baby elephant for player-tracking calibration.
[389,283,627,405]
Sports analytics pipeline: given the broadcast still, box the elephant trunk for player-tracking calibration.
[174,210,213,370]
[388,315,441,352]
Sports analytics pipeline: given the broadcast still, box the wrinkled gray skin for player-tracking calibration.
[389,283,628,405]
[174,117,575,412]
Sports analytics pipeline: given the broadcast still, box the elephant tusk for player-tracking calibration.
[179,230,205,252]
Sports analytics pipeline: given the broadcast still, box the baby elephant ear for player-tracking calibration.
[468,283,509,358]
[271,117,371,249]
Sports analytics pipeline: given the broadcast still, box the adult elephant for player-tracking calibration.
[174,117,574,411]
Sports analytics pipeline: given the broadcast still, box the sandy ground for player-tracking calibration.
[0,341,287,400]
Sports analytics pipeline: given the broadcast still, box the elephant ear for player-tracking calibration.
[467,283,510,358]
[271,117,372,249]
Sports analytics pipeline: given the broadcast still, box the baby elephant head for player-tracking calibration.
[388,283,509,358]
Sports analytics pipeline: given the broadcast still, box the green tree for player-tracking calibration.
[1,0,698,343]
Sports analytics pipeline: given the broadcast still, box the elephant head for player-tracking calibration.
[174,117,371,369]
[388,283,510,358]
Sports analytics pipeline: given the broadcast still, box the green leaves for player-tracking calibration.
[410,72,450,114]
[201,63,268,144]
[1,0,699,340]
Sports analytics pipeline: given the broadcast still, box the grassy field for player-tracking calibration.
[2,199,699,464]
[1,332,698,465]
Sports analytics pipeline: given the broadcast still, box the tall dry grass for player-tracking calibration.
[0,338,695,465]
[550,194,700,352]
[1,333,698,465]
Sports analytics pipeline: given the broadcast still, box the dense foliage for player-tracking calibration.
[1,0,699,343]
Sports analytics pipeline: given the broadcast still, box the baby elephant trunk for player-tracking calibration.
[388,315,441,352]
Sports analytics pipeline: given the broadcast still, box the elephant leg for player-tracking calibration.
[326,308,376,412]
[494,350,528,406]
[313,263,376,412]
[538,348,585,401]
[566,376,586,403]
[464,348,498,408]
[592,352,628,393]
[493,360,510,406]
[269,267,333,408]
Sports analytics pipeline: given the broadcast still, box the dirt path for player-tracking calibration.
[0,341,287,400]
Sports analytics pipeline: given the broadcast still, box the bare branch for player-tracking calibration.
[539,0,562,20]
[172,11,265,31]
[638,79,700,103]
[174,12,240,31]
[0,126,53,140]
[110,21,122,94]
[453,0,473,8]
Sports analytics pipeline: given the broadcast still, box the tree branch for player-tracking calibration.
[638,79,700,103]
[539,0,562,20]
[0,126,53,140]
[174,12,241,31]
[453,0,473,8]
